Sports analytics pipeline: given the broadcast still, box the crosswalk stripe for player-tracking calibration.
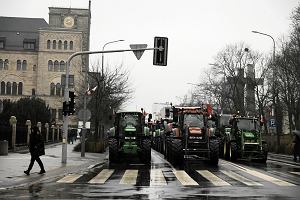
[150,169,167,186]
[220,170,263,186]
[89,169,114,184]
[290,172,300,176]
[173,170,198,186]
[197,170,231,186]
[120,170,138,185]
[227,162,296,186]
[57,174,82,183]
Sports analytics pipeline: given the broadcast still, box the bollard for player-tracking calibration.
[26,120,31,145]
[51,125,55,142]
[9,116,17,152]
[45,123,49,143]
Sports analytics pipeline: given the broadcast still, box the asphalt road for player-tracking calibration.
[0,150,300,199]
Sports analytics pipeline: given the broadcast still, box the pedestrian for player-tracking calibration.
[24,126,46,175]
[292,130,300,162]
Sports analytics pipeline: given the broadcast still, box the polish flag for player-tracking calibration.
[86,85,98,95]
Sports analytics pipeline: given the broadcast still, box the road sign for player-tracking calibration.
[78,109,91,121]
[269,119,276,127]
[130,44,147,60]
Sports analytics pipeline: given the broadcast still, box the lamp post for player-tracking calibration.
[252,30,279,147]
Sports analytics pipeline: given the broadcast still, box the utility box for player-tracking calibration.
[0,140,8,156]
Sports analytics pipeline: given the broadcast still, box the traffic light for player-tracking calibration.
[62,101,69,116]
[69,91,76,115]
[153,37,168,66]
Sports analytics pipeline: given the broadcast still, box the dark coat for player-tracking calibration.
[293,134,300,154]
[29,132,45,157]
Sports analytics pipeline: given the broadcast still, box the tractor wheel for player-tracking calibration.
[223,140,230,160]
[218,138,224,159]
[141,139,151,164]
[229,141,238,161]
[209,139,219,165]
[108,138,119,163]
[172,139,183,166]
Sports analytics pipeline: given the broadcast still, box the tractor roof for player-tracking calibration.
[116,111,142,114]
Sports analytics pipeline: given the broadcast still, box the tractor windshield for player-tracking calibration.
[120,113,140,127]
[237,119,258,131]
[184,114,204,127]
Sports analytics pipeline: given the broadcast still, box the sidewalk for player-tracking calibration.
[0,141,107,189]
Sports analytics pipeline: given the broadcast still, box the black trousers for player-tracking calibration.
[27,154,45,172]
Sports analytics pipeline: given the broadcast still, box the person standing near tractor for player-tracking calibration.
[293,130,300,162]
[24,126,46,175]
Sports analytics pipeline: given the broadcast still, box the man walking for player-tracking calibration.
[24,126,46,175]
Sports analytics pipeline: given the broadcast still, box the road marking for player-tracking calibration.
[150,169,167,186]
[290,172,300,176]
[120,170,138,185]
[89,169,114,184]
[173,170,198,186]
[220,170,263,186]
[88,164,95,169]
[197,170,231,186]
[57,174,82,183]
[227,162,296,186]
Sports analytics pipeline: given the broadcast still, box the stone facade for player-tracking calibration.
[0,6,90,127]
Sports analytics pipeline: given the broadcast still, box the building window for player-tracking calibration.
[12,82,17,95]
[18,82,23,95]
[60,61,65,72]
[53,40,56,49]
[17,60,21,71]
[23,39,35,50]
[58,109,63,120]
[50,83,55,96]
[32,88,35,96]
[4,59,8,70]
[1,81,5,94]
[0,38,6,49]
[6,82,11,95]
[54,60,59,71]
[48,60,53,71]
[0,59,3,70]
[51,109,57,121]
[58,40,62,50]
[33,64,36,71]
[69,41,73,50]
[56,83,61,96]
[22,60,27,71]
[47,40,51,49]
[64,41,68,50]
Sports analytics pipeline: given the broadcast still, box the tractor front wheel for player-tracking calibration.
[141,139,151,164]
[108,138,119,163]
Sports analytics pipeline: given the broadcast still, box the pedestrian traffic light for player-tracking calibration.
[153,36,168,66]
[69,91,76,115]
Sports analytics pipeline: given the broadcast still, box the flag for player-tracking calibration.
[86,85,98,95]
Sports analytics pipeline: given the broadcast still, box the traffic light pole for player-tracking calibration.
[62,47,159,163]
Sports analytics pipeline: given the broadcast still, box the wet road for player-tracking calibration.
[1,150,300,199]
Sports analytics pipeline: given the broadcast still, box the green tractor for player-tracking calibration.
[223,116,268,163]
[108,111,151,164]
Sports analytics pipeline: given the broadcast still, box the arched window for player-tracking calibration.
[0,81,5,94]
[60,61,65,72]
[47,40,51,49]
[54,60,59,71]
[64,41,68,50]
[62,87,65,96]
[50,83,55,96]
[56,83,61,96]
[22,60,27,71]
[52,40,56,49]
[4,59,8,70]
[69,41,73,50]
[33,65,36,71]
[12,82,17,95]
[6,82,11,95]
[17,60,21,71]
[0,59,3,70]
[58,40,62,49]
[18,82,23,95]
[32,88,36,96]
[48,60,53,71]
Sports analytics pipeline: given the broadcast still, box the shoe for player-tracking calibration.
[38,170,46,174]
[24,170,30,175]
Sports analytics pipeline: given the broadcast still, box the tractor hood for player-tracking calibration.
[124,124,136,132]
[189,127,202,135]
[242,131,256,139]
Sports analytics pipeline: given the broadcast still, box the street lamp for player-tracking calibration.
[252,30,279,146]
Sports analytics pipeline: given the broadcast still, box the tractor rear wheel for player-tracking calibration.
[141,139,151,164]
[108,138,119,163]
[172,139,183,166]
[209,139,219,165]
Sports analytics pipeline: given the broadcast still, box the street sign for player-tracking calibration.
[130,44,147,60]
[78,109,91,121]
[269,119,276,128]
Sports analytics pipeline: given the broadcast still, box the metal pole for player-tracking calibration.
[62,47,158,163]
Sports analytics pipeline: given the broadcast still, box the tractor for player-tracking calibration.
[223,116,268,163]
[164,106,219,166]
[108,111,151,164]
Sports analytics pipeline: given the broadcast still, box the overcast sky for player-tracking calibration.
[1,0,299,113]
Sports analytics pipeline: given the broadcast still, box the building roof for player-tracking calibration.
[0,17,49,51]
